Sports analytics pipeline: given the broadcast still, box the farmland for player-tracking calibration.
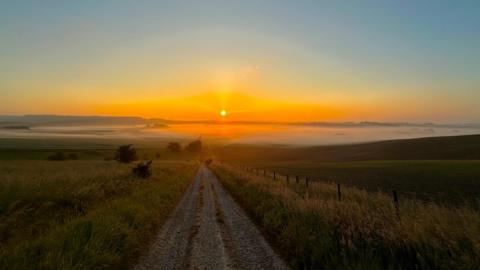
[213,134,480,206]
[223,160,480,206]
[2,133,480,269]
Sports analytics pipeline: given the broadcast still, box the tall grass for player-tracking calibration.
[0,160,197,270]
[212,164,480,269]
[240,160,480,206]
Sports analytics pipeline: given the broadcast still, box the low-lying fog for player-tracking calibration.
[1,123,480,146]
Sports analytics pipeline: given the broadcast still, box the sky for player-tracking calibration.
[1,0,479,122]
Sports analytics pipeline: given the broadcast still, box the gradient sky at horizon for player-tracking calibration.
[1,1,479,122]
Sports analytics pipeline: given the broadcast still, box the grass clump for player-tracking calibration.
[212,164,480,269]
[0,160,197,270]
[132,160,153,179]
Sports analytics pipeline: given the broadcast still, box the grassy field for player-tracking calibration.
[212,164,480,269]
[214,134,480,162]
[0,148,200,161]
[0,137,203,161]
[213,134,480,206]
[230,160,480,206]
[0,160,197,270]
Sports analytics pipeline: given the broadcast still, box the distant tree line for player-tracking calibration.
[167,140,202,153]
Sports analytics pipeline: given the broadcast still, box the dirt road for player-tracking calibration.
[134,165,288,270]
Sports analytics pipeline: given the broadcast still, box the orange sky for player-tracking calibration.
[87,91,454,122]
[88,91,351,121]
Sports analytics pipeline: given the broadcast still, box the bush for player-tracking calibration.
[114,145,137,164]
[166,142,181,153]
[132,161,152,179]
[185,140,202,153]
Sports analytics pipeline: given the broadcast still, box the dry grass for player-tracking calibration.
[212,164,480,269]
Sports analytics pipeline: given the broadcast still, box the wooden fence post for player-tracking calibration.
[273,171,276,180]
[337,183,341,201]
[263,170,266,177]
[305,177,309,188]
[392,190,400,219]
[286,174,289,183]
[295,175,299,184]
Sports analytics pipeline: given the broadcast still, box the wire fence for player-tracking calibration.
[220,162,412,218]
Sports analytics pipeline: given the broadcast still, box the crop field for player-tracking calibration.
[213,135,480,206]
[0,160,197,270]
[228,160,480,206]
[212,164,480,269]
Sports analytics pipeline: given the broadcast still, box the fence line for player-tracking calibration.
[227,163,402,217]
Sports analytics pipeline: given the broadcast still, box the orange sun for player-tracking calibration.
[220,109,227,117]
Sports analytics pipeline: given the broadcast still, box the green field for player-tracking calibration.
[232,160,480,206]
[0,138,200,161]
[213,134,480,206]
[212,164,480,269]
[0,160,197,270]
[214,134,480,162]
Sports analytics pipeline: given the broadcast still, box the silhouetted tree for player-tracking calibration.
[132,160,152,179]
[114,144,137,163]
[167,142,181,153]
[185,140,202,153]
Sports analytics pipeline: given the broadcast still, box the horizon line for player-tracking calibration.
[1,114,479,127]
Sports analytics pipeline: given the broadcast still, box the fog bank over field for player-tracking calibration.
[1,115,480,146]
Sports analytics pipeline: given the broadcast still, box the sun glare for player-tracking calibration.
[220,109,227,117]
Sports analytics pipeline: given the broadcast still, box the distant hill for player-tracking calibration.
[2,115,479,129]
[0,115,161,126]
[215,134,480,162]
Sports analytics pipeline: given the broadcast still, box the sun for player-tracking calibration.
[220,109,227,117]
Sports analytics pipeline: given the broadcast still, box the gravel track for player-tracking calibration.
[134,165,288,270]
